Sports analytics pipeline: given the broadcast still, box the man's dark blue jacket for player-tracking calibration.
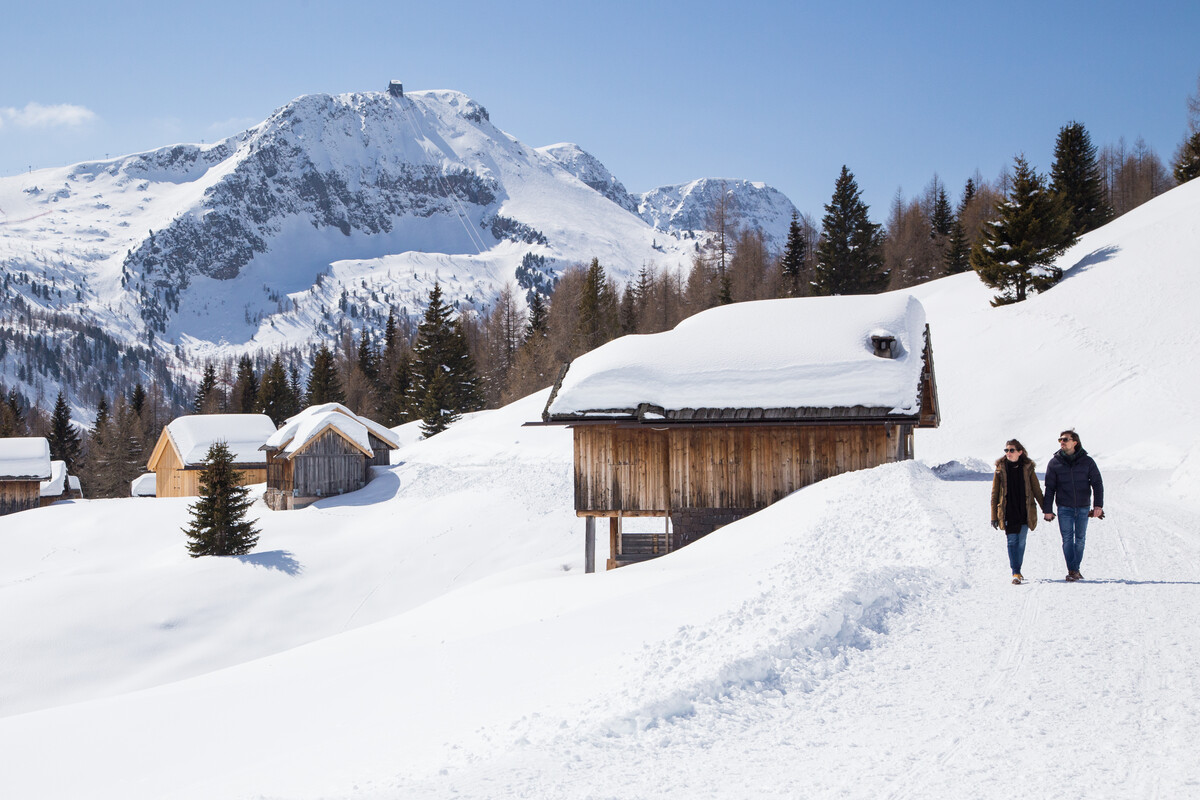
[1044,446,1104,509]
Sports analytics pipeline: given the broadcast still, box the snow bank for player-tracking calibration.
[130,473,156,497]
[39,460,67,497]
[547,293,928,417]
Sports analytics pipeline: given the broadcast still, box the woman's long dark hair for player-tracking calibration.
[1005,438,1033,467]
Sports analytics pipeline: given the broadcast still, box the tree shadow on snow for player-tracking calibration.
[236,550,303,575]
[1060,244,1121,281]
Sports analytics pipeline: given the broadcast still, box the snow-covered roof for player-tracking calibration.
[40,460,68,497]
[130,473,156,497]
[545,293,931,422]
[271,410,374,459]
[67,475,82,495]
[268,403,399,452]
[165,414,277,466]
[0,437,52,480]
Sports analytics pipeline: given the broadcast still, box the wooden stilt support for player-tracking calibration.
[585,516,595,574]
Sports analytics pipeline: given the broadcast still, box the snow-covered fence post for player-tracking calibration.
[584,516,595,573]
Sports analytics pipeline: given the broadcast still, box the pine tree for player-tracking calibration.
[970,155,1075,305]
[813,166,888,295]
[1174,131,1200,184]
[780,211,807,297]
[524,292,549,343]
[91,396,145,498]
[232,355,259,414]
[305,344,344,406]
[257,356,293,426]
[385,348,415,426]
[412,283,482,435]
[129,383,147,417]
[356,329,378,384]
[184,442,259,557]
[1050,121,1113,236]
[193,363,218,414]
[48,390,82,472]
[945,219,971,274]
[574,258,618,352]
[930,185,954,238]
[93,397,110,448]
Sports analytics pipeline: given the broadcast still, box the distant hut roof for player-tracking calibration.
[161,414,277,466]
[265,409,374,459]
[40,460,68,497]
[0,437,52,480]
[130,473,156,497]
[268,403,401,451]
[544,293,933,424]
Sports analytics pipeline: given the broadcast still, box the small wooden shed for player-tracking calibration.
[146,414,276,497]
[537,294,940,570]
[0,437,53,516]
[39,460,80,507]
[261,404,400,510]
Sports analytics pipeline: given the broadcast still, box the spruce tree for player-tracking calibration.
[813,166,888,295]
[232,355,259,414]
[184,442,259,557]
[385,348,415,426]
[305,344,344,406]
[524,292,549,343]
[945,219,971,274]
[193,363,218,414]
[970,155,1075,305]
[418,368,457,438]
[48,390,82,472]
[356,329,378,384]
[1050,121,1113,236]
[930,185,954,238]
[780,211,807,297]
[129,383,147,417]
[257,356,293,426]
[412,283,482,436]
[574,258,618,352]
[1174,131,1200,184]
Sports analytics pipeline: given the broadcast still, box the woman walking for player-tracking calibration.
[990,439,1047,585]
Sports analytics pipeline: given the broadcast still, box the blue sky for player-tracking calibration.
[2,0,1197,219]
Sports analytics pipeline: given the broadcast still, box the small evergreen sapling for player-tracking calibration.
[184,441,259,557]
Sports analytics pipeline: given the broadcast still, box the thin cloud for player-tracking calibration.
[0,102,98,129]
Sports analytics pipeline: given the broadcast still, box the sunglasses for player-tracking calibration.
[1058,437,1073,443]
[1004,448,1018,453]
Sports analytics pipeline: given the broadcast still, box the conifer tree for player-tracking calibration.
[970,155,1075,305]
[48,390,82,473]
[193,363,219,414]
[412,283,482,436]
[93,397,110,448]
[184,442,259,557]
[257,356,293,426]
[287,366,303,415]
[524,292,549,343]
[305,344,343,406]
[356,329,378,384]
[813,166,888,295]
[1050,121,1113,236]
[91,396,145,498]
[1174,131,1200,184]
[780,211,807,297]
[574,258,618,352]
[385,348,415,426]
[945,219,971,274]
[129,383,147,417]
[232,355,259,414]
[930,185,954,238]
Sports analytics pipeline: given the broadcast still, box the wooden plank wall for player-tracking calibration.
[292,430,368,498]
[576,423,909,514]
[0,480,42,516]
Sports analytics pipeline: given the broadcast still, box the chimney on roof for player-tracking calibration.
[388,80,404,98]
[870,334,897,358]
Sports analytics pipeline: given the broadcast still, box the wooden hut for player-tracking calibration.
[261,404,400,510]
[0,437,52,516]
[146,414,276,498]
[536,294,940,570]
[39,460,74,507]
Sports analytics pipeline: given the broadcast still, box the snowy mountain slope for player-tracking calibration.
[0,89,800,394]
[639,177,799,250]
[2,181,1200,797]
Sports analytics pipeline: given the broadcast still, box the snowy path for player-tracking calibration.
[369,469,1200,799]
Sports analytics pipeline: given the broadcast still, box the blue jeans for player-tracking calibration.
[1007,526,1029,573]
[1057,506,1090,572]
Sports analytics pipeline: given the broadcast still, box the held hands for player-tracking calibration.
[991,520,1000,530]
[1091,507,1105,519]
[1044,512,1056,521]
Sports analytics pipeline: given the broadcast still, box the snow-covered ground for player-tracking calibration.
[1,179,1199,798]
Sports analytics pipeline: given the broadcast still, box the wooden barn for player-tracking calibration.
[537,294,940,570]
[0,437,53,516]
[261,404,400,510]
[146,414,277,498]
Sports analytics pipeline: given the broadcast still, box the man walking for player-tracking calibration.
[1044,429,1104,581]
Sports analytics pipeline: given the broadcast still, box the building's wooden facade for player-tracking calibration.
[1,437,53,517]
[1,478,42,516]
[146,425,269,498]
[542,323,941,570]
[263,424,375,510]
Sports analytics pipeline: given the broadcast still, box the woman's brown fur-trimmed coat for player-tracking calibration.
[991,459,1047,531]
